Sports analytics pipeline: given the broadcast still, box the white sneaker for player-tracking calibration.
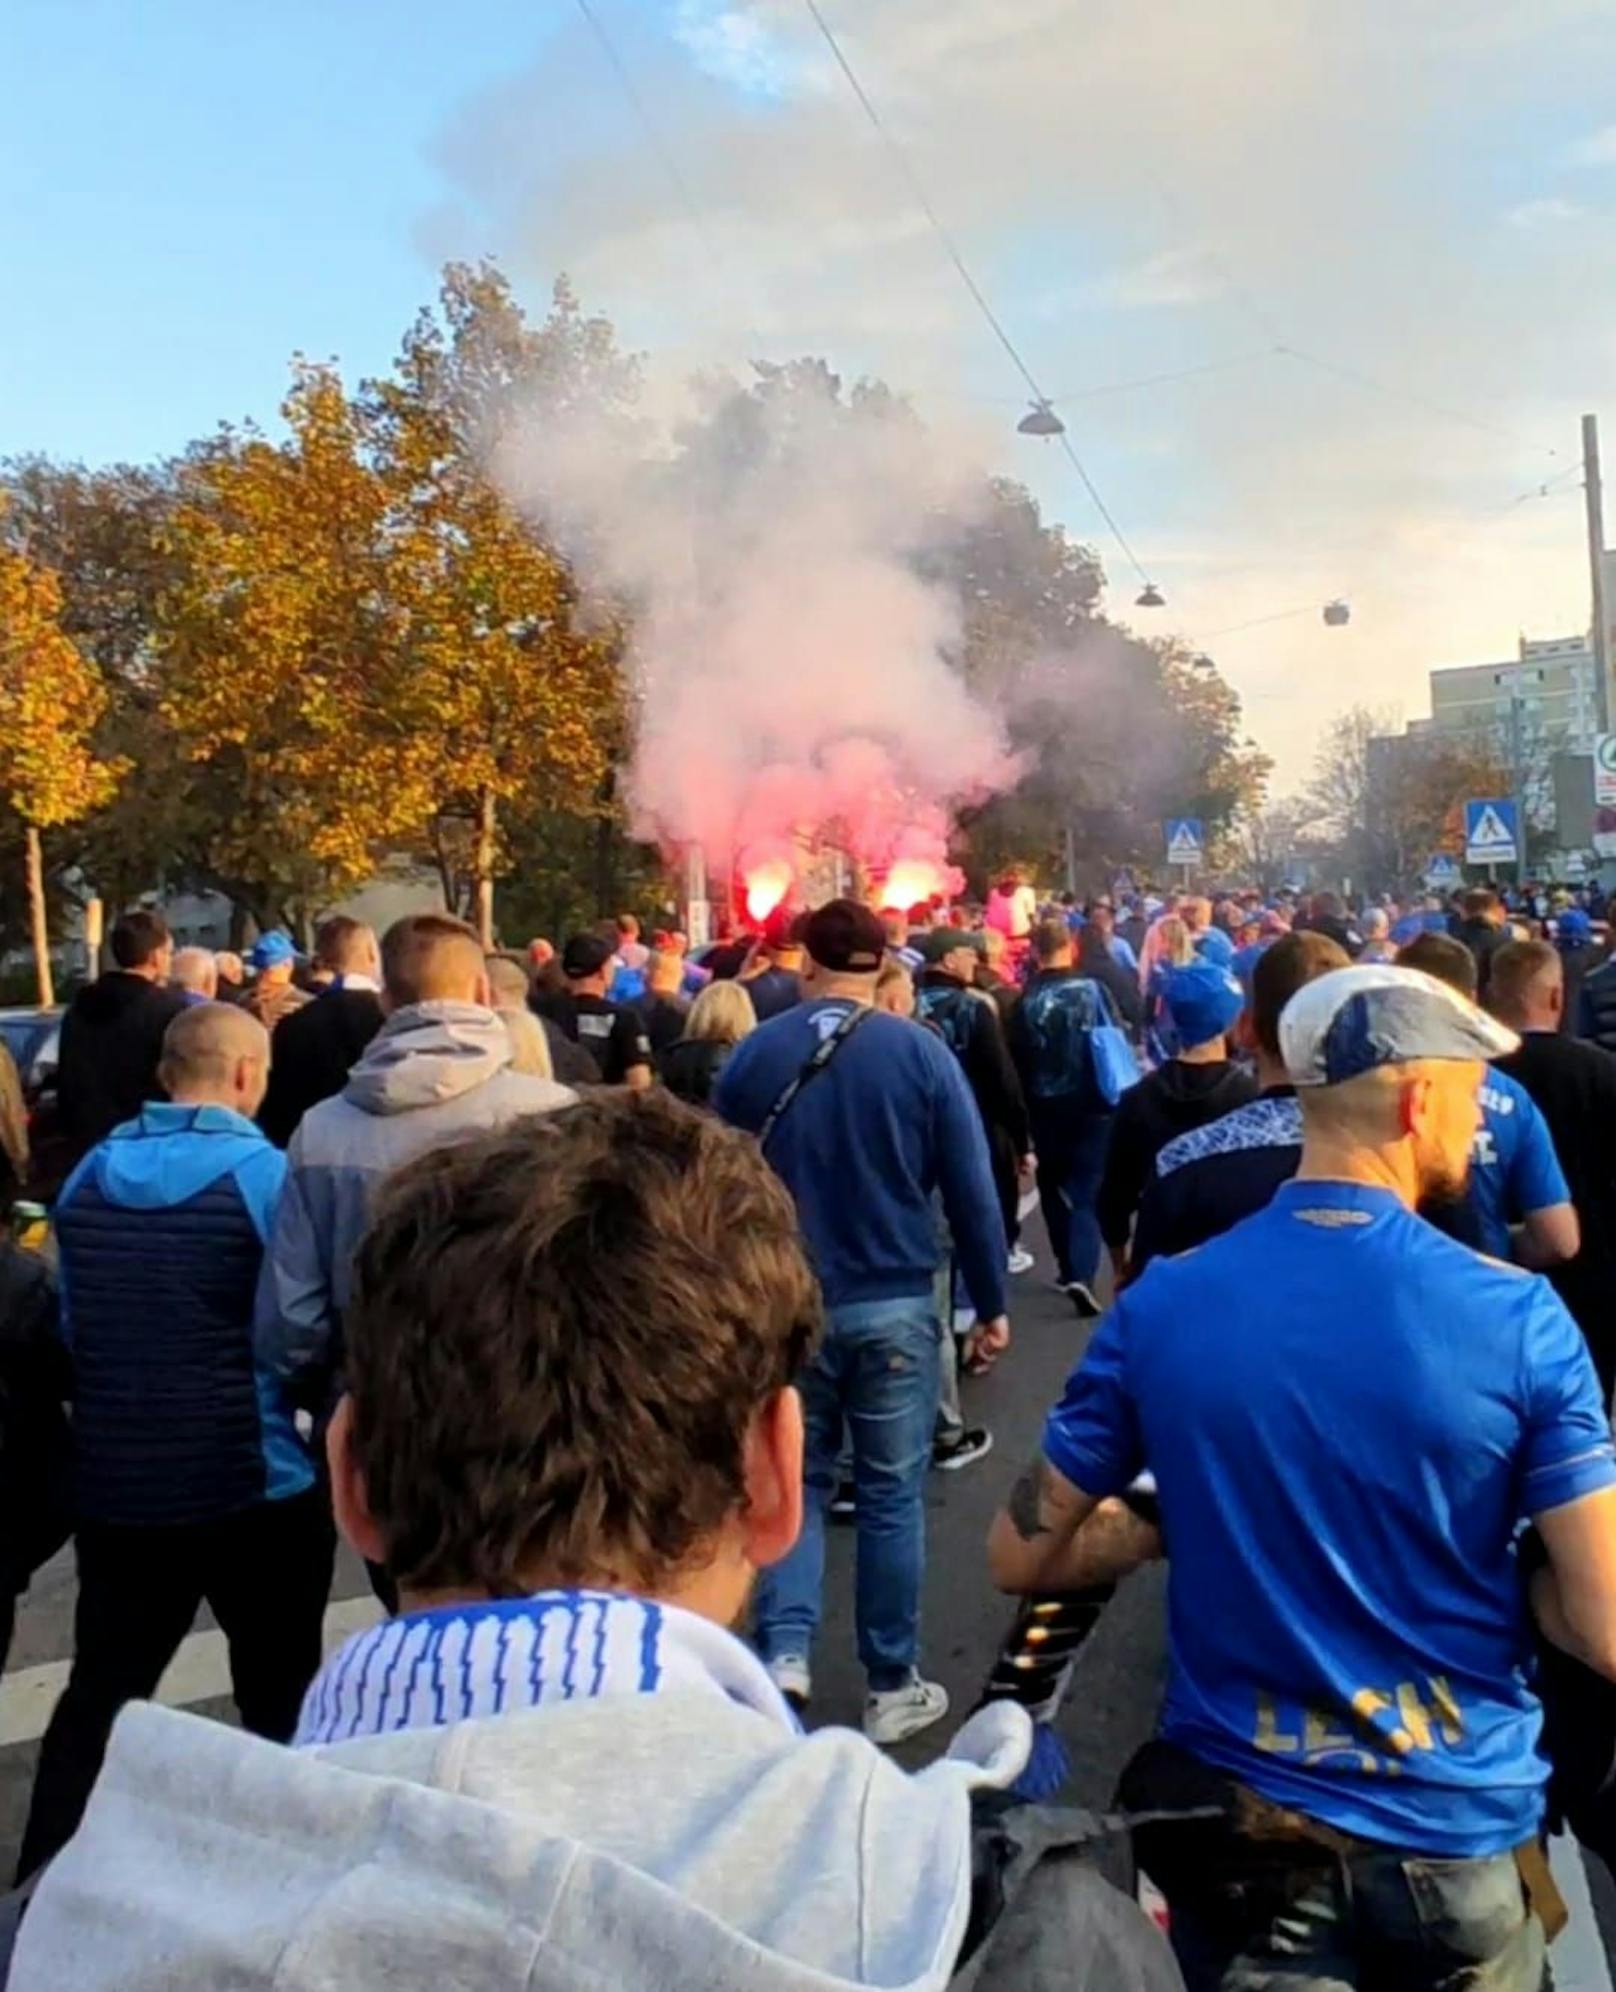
[766,1655,811,1711]
[1007,1246,1036,1276]
[864,1675,950,1745]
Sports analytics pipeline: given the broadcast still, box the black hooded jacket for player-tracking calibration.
[57,972,187,1162]
[1097,1058,1259,1251]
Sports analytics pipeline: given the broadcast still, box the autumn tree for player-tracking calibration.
[940,481,1269,886]
[0,455,217,925]
[1304,706,1509,892]
[0,534,123,1002]
[362,265,636,943]
[157,365,413,932]
[1225,796,1320,893]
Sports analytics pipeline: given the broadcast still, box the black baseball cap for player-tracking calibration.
[803,899,887,974]
[919,927,985,965]
[562,933,614,979]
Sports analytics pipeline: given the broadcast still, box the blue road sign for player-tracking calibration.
[1165,818,1205,866]
[1463,799,1519,867]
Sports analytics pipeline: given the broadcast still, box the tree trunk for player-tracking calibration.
[24,825,54,1008]
[474,790,496,950]
[429,819,457,914]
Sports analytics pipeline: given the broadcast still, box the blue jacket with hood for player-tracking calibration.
[55,1104,310,1528]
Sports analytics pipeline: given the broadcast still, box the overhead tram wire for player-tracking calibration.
[574,0,714,252]
[1135,155,1563,465]
[799,0,1160,597]
[573,0,765,358]
[947,348,1275,409]
[1275,346,1563,462]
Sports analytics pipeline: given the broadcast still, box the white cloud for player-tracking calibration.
[1503,197,1587,228]
[1089,249,1222,311]
[1567,124,1616,167]
[672,4,794,97]
[428,0,1616,785]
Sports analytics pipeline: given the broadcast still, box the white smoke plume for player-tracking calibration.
[496,367,1020,905]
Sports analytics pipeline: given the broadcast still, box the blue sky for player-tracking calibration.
[0,2,570,462]
[5,0,1616,787]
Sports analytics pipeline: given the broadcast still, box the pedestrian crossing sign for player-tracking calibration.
[1463,799,1519,866]
[1165,818,1204,867]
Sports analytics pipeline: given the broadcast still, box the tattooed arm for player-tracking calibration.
[988,1453,1163,1595]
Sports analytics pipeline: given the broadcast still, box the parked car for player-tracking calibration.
[0,1007,68,1203]
[0,1007,63,1098]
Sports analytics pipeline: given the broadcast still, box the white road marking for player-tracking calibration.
[0,1596,383,1750]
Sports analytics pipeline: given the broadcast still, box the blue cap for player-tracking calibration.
[1163,961,1245,1048]
[1558,908,1592,946]
[249,930,297,971]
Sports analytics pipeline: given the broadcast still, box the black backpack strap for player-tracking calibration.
[758,1006,872,1152]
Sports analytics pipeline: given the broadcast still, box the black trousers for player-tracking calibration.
[16,1486,334,1881]
[0,1482,71,1679]
[987,1128,1022,1249]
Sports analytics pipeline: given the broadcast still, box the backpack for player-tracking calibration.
[1019,977,1108,1103]
[953,1797,1182,1991]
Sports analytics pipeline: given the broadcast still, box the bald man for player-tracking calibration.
[255,914,577,1419]
[18,1001,334,1880]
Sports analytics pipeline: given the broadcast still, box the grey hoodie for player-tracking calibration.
[10,1692,1028,1990]
[254,1002,575,1391]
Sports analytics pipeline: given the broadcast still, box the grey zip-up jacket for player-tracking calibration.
[253,1002,574,1394]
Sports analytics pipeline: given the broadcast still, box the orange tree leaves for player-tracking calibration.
[0,534,123,830]
[157,272,631,917]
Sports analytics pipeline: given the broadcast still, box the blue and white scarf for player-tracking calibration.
[295,1589,800,1749]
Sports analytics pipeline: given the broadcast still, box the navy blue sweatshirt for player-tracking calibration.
[714,998,1007,1318]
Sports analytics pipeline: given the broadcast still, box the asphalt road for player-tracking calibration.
[1,1224,1610,1986]
[0,1226,1157,1871]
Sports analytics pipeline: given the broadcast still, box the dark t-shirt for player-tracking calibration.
[1495,1029,1616,1387]
[634,994,689,1055]
[740,967,802,1021]
[1132,1089,1303,1274]
[537,991,652,1085]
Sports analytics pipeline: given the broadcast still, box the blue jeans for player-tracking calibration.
[1169,1846,1546,1990]
[1031,1109,1113,1287]
[754,1296,939,1692]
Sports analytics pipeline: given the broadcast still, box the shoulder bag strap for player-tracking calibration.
[758,1005,872,1152]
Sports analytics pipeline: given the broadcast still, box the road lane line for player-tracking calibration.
[0,1596,383,1750]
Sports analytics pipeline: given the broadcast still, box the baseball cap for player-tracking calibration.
[803,899,887,974]
[1558,908,1592,946]
[1163,961,1245,1049]
[919,927,985,965]
[248,931,296,971]
[562,933,614,979]
[1280,964,1519,1088]
[759,905,802,952]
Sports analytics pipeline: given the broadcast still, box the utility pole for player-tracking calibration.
[1507,690,1528,891]
[1586,413,1611,735]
